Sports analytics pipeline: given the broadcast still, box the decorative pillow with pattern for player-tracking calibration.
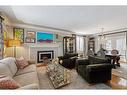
[16,57,29,69]
[0,75,20,89]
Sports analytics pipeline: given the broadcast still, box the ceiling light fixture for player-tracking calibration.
[98,28,107,45]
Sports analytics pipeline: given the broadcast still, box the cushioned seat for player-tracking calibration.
[58,53,78,69]
[76,56,113,83]
[0,57,39,89]
[0,57,17,76]
[15,64,36,76]
[17,83,39,89]
[14,72,39,87]
[0,63,13,77]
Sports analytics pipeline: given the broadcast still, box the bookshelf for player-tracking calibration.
[88,37,95,52]
[63,34,76,55]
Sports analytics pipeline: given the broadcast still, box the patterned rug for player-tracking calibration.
[37,66,111,89]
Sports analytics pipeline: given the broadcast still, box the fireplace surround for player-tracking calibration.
[29,43,63,64]
[37,50,54,63]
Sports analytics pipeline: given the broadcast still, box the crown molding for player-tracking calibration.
[12,22,74,35]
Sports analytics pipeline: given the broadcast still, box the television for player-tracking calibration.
[37,32,53,43]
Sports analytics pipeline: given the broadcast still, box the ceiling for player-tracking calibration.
[1,6,127,35]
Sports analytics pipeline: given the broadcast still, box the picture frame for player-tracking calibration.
[37,32,53,43]
[13,28,24,43]
[25,38,36,43]
[25,31,36,43]
[54,34,63,42]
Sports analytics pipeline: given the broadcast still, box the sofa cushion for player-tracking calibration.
[0,63,13,77]
[0,75,20,89]
[15,64,36,76]
[65,53,78,58]
[0,57,17,76]
[77,65,87,78]
[13,72,39,87]
[89,56,109,64]
[16,57,29,69]
[17,83,39,89]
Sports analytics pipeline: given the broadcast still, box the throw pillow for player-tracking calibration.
[16,57,29,69]
[0,75,20,89]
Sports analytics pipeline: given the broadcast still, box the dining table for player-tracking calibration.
[105,53,121,69]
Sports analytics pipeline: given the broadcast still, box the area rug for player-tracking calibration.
[37,66,111,89]
[112,64,127,80]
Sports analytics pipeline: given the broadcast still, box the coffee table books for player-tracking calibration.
[46,63,71,89]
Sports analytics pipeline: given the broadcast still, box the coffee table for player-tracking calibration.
[46,63,71,89]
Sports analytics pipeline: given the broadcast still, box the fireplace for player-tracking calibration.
[37,50,54,63]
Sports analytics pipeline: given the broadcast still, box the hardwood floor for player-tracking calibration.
[105,62,127,89]
[106,74,127,89]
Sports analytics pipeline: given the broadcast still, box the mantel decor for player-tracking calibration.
[13,28,24,43]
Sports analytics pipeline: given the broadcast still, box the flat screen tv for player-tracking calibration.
[37,32,53,43]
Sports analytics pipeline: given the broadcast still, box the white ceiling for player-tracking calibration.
[1,6,127,35]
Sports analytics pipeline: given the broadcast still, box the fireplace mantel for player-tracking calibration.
[29,43,63,63]
[25,43,60,48]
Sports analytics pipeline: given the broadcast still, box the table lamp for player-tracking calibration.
[7,39,21,58]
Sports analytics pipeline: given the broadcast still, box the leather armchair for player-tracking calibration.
[58,53,78,69]
[76,56,113,83]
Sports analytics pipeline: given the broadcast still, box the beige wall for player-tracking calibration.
[5,24,71,59]
[0,12,71,59]
[1,13,73,59]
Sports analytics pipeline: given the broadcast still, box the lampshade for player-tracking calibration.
[7,39,21,47]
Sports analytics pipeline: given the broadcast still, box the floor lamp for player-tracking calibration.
[8,39,21,58]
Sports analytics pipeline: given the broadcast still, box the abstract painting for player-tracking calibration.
[37,32,53,43]
[13,28,24,43]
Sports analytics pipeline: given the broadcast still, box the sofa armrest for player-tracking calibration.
[17,83,39,89]
[86,64,113,72]
[28,60,36,65]
[58,56,68,60]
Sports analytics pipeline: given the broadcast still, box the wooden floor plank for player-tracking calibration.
[106,74,127,89]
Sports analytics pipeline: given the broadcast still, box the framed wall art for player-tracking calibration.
[25,31,36,43]
[54,34,63,42]
[13,28,24,43]
[25,38,36,43]
[37,32,53,43]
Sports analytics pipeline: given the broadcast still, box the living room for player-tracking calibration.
[1,5,127,93]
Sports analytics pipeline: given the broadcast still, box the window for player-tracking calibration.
[116,38,126,57]
[104,33,126,62]
[76,36,84,53]
[116,39,125,50]
[106,40,112,50]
